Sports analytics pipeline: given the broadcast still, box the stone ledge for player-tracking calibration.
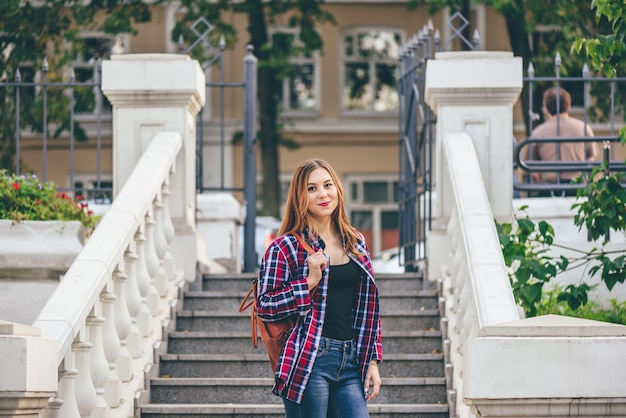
[479,314,626,338]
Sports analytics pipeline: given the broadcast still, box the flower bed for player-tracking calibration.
[0,170,99,229]
[0,170,100,278]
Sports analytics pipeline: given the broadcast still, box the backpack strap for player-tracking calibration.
[238,233,318,350]
[294,233,315,255]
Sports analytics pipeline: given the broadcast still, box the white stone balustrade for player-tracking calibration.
[30,133,183,418]
[426,51,626,418]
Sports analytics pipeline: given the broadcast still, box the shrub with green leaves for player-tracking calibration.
[538,286,626,326]
[0,169,99,229]
[497,205,626,318]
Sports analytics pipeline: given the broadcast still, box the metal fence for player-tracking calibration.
[397,12,479,272]
[178,18,258,272]
[0,58,110,201]
[1,18,259,272]
[516,54,626,196]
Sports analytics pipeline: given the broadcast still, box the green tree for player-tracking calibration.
[574,0,626,80]
[166,0,335,218]
[0,0,151,172]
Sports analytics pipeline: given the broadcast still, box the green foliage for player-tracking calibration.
[572,164,626,242]
[498,205,626,317]
[497,207,568,316]
[573,0,626,79]
[0,0,151,172]
[0,170,100,230]
[538,286,626,326]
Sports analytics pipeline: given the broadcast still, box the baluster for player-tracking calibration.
[87,311,110,418]
[153,196,172,280]
[136,227,159,317]
[56,359,81,418]
[129,232,152,336]
[161,179,175,246]
[112,267,133,382]
[145,210,167,297]
[161,181,177,281]
[152,196,167,262]
[100,291,121,407]
[124,247,144,357]
[73,330,96,418]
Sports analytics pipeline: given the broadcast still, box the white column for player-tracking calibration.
[102,54,206,281]
[0,322,57,417]
[425,51,522,223]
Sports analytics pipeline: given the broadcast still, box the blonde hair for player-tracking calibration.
[279,159,362,256]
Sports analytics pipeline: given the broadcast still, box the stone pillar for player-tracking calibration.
[196,193,244,273]
[102,54,206,281]
[0,321,57,417]
[425,51,522,223]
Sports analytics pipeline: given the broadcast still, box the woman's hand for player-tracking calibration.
[364,360,381,401]
[306,250,326,290]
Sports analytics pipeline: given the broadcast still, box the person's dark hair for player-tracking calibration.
[543,87,571,116]
[279,159,362,256]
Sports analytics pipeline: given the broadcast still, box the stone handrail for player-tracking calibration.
[434,131,519,417]
[32,132,183,418]
[436,131,626,418]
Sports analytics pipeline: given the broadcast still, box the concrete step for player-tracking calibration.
[149,377,447,405]
[167,330,443,355]
[158,353,444,379]
[201,272,424,293]
[140,272,449,418]
[140,403,449,418]
[174,309,440,333]
[184,289,439,312]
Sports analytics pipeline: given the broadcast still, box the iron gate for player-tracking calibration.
[179,18,259,272]
[397,13,479,272]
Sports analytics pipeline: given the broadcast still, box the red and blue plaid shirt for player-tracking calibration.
[256,229,383,404]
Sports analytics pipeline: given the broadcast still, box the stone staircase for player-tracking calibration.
[138,272,450,417]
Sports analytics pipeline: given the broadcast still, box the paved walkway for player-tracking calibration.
[0,278,58,325]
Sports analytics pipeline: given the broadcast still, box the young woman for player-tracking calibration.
[256,159,382,418]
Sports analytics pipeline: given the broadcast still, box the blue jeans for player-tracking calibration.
[282,337,369,418]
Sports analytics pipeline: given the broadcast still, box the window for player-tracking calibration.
[271,29,319,114]
[341,28,401,113]
[346,175,399,255]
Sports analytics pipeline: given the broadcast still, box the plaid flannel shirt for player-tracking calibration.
[256,229,383,404]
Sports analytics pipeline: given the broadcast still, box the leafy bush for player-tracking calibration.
[0,169,99,229]
[537,286,626,326]
[497,205,626,318]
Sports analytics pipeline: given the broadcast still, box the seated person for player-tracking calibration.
[530,87,596,197]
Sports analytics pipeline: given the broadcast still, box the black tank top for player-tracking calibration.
[322,259,360,340]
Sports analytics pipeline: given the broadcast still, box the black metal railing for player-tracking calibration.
[516,53,626,196]
[397,12,479,272]
[179,17,258,272]
[0,58,110,201]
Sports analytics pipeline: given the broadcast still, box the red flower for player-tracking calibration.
[12,182,19,191]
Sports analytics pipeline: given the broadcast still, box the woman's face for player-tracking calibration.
[306,167,338,222]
